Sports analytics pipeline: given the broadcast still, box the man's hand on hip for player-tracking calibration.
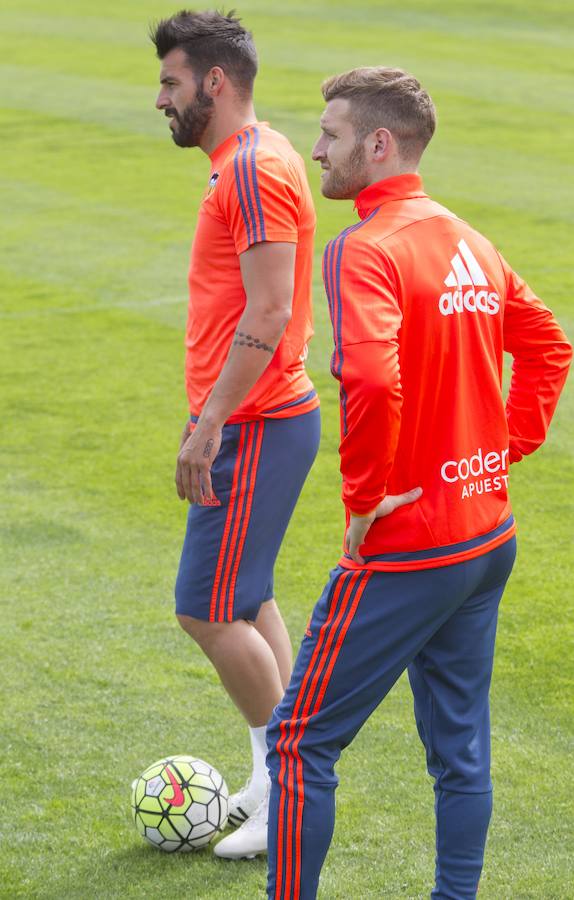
[175,419,222,504]
[345,487,423,564]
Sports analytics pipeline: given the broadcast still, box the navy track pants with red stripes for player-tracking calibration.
[266,537,516,899]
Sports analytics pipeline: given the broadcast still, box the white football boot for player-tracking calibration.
[227,775,268,828]
[213,785,269,859]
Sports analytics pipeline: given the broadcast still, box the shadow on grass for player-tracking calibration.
[46,841,267,900]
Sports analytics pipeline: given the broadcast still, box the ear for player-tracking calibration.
[371,127,393,161]
[203,66,225,97]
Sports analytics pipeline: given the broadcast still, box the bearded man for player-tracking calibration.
[151,9,321,858]
[266,67,571,899]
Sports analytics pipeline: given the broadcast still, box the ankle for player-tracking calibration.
[248,724,270,791]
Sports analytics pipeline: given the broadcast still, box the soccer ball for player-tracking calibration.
[131,755,228,852]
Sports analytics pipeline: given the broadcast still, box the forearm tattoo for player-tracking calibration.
[233,330,274,354]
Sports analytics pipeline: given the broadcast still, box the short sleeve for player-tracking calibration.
[219,146,300,255]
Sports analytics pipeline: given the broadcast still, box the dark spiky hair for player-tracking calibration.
[150,9,257,98]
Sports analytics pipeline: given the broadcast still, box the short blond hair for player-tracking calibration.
[322,67,436,163]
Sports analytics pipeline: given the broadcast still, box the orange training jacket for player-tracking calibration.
[323,173,572,571]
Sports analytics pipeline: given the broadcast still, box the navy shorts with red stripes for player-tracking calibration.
[175,407,320,622]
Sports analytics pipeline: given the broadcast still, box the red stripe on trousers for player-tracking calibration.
[290,571,372,898]
[274,571,359,899]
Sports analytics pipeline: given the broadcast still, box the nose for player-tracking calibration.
[311,135,326,161]
[156,89,169,111]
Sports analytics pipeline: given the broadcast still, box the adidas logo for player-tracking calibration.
[439,239,500,317]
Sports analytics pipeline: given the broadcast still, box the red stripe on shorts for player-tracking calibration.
[226,420,265,621]
[209,424,248,622]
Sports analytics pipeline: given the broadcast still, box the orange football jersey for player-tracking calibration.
[186,122,318,422]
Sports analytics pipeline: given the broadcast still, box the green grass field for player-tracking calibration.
[1,1,572,897]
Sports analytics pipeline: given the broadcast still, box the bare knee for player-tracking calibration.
[177,613,210,643]
[176,613,243,654]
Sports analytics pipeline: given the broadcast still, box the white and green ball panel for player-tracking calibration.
[131,755,229,851]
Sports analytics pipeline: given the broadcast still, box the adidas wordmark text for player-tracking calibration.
[439,238,500,316]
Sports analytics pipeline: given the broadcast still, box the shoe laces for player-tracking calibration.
[241,789,269,831]
[230,773,270,807]
[230,777,253,805]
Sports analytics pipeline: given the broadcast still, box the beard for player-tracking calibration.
[167,87,214,148]
[321,141,368,200]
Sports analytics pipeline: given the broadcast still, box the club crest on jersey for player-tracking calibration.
[439,239,500,316]
[206,172,220,196]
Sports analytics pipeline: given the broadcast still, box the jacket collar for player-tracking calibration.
[354,173,427,220]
